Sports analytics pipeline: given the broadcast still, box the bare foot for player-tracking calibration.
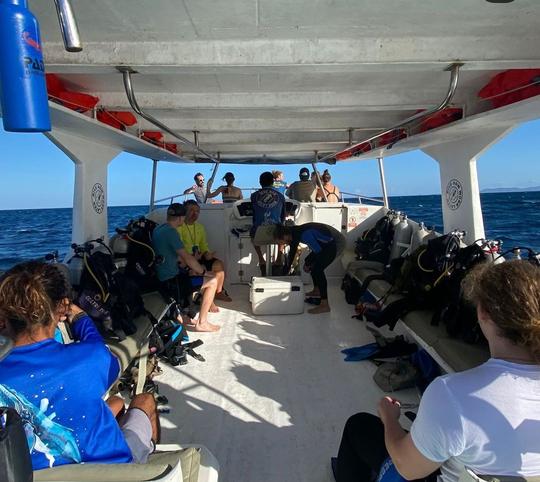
[308,303,330,314]
[210,303,220,313]
[187,321,220,332]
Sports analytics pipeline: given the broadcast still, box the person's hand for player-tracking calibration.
[303,263,312,273]
[378,396,402,424]
[203,270,215,278]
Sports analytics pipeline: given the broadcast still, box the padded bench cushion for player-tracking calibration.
[347,259,490,372]
[34,447,200,482]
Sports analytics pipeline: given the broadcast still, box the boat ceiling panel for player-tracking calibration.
[30,0,540,163]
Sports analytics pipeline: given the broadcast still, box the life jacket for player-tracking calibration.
[96,109,137,131]
[45,73,99,113]
[478,69,540,108]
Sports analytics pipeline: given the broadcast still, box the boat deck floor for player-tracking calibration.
[157,281,419,482]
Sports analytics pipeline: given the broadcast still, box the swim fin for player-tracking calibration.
[341,342,379,361]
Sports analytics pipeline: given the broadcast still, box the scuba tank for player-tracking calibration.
[389,211,401,227]
[110,233,129,258]
[389,214,412,260]
[424,226,439,243]
[0,0,50,132]
[410,222,429,253]
[67,254,84,289]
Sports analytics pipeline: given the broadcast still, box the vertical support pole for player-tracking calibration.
[422,127,512,244]
[348,128,354,146]
[377,156,389,208]
[205,152,220,203]
[311,151,328,202]
[45,130,120,244]
[149,159,158,211]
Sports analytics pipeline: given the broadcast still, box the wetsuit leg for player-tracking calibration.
[336,412,388,482]
[310,241,337,300]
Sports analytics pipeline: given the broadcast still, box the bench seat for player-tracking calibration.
[34,444,219,482]
[347,262,489,373]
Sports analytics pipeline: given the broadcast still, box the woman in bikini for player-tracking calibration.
[207,172,243,204]
[315,169,341,203]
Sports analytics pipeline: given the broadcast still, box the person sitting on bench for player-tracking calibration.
[274,222,345,314]
[152,203,219,332]
[0,261,159,470]
[334,260,540,482]
[178,200,232,302]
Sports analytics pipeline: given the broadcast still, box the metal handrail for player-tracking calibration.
[53,0,82,52]
[318,63,462,163]
[340,191,385,205]
[120,69,218,164]
[155,187,382,206]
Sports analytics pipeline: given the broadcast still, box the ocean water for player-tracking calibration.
[0,192,539,271]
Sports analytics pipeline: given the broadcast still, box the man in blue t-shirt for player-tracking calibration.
[152,203,219,332]
[250,172,286,275]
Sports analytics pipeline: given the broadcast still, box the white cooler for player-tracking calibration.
[250,276,305,315]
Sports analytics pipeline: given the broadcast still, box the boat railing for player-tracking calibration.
[154,188,384,207]
[340,191,385,205]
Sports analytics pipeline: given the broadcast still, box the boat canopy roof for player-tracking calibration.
[33,0,540,164]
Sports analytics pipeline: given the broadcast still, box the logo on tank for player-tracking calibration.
[446,179,463,210]
[91,183,105,214]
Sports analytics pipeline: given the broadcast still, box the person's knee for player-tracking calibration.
[344,412,379,435]
[212,259,224,272]
[130,393,157,419]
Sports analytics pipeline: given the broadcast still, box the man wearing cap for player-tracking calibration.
[183,173,207,204]
[152,203,219,332]
[286,167,317,202]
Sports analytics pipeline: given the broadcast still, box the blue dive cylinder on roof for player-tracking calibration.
[0,0,51,132]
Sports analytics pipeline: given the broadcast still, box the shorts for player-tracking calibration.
[119,408,154,464]
[202,257,217,271]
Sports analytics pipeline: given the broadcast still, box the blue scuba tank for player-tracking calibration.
[0,0,51,132]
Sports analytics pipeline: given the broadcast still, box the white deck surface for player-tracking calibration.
[157,281,419,482]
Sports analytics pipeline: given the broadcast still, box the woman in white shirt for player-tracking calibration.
[334,260,540,482]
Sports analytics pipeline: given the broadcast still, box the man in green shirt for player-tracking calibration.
[152,203,220,332]
[178,200,232,302]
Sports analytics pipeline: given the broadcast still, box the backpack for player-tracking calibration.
[355,215,394,264]
[76,244,145,339]
[124,218,159,293]
[433,243,492,344]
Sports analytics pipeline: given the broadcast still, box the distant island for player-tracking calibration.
[481,186,540,193]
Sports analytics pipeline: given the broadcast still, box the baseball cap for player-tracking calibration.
[167,203,186,217]
[299,167,310,180]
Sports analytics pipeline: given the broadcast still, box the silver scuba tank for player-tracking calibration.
[424,226,439,242]
[68,255,84,288]
[110,233,129,257]
[410,222,429,253]
[390,210,401,227]
[389,214,413,260]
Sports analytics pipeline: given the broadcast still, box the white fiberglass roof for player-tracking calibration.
[32,0,540,163]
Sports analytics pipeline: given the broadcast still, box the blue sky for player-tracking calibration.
[0,119,539,210]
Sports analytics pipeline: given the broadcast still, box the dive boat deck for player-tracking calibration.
[156,282,419,482]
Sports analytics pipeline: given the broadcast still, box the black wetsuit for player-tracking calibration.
[287,223,345,300]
